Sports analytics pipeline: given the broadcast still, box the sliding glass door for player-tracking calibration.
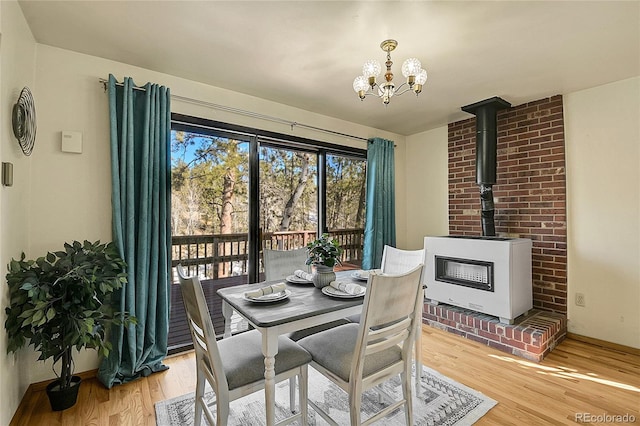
[326,154,366,269]
[259,144,318,268]
[169,129,251,348]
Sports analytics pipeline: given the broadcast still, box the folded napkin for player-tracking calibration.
[245,282,286,299]
[329,281,364,295]
[294,269,314,281]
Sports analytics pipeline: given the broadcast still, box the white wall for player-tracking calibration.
[394,135,409,248]
[404,126,449,249]
[564,77,640,349]
[26,43,405,384]
[0,1,36,424]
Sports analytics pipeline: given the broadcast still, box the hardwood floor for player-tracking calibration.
[11,326,640,425]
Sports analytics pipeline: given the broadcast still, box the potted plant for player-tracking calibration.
[4,240,135,411]
[305,233,343,288]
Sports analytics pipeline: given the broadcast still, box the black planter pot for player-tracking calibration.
[45,376,82,411]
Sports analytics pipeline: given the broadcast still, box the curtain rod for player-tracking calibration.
[99,78,368,142]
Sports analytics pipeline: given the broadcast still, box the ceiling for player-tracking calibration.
[17,1,640,136]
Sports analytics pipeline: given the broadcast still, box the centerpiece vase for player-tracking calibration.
[312,264,336,289]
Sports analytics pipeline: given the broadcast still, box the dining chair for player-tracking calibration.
[176,265,311,426]
[380,245,426,279]
[298,264,424,426]
[347,245,426,383]
[262,247,349,341]
[263,247,309,281]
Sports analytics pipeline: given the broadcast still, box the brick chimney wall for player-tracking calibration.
[448,95,567,314]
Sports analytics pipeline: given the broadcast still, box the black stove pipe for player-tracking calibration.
[461,97,511,236]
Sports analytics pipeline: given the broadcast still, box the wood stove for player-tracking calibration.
[424,236,533,324]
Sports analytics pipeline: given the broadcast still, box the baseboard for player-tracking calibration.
[567,332,640,356]
[28,368,99,393]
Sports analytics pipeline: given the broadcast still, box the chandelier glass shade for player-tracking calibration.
[352,39,427,105]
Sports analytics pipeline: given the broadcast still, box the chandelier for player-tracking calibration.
[352,39,427,105]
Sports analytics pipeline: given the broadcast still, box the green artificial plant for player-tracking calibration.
[305,233,344,268]
[4,240,135,390]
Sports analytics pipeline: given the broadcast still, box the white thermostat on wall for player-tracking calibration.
[61,130,82,154]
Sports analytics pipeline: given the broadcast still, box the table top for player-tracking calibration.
[217,270,366,328]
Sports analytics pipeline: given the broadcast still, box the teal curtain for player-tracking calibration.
[362,137,396,270]
[98,74,171,388]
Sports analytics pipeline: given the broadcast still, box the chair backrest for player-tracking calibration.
[263,247,309,281]
[351,264,424,381]
[176,265,228,392]
[381,245,425,275]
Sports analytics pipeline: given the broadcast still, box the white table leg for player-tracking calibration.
[222,300,233,338]
[415,287,424,391]
[262,332,279,426]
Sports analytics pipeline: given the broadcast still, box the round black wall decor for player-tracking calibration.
[12,86,37,156]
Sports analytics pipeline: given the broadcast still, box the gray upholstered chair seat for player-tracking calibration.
[298,323,402,382]
[346,313,361,323]
[219,330,312,390]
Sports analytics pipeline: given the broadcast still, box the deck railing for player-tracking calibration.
[171,228,364,281]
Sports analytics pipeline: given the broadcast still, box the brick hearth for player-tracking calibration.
[423,302,567,362]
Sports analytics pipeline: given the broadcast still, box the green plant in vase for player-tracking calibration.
[4,240,136,411]
[306,233,343,288]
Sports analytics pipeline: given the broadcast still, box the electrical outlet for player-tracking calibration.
[575,292,586,307]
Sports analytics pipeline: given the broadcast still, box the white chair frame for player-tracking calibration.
[380,245,426,383]
[301,265,424,426]
[263,247,309,281]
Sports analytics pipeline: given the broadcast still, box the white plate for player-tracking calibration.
[243,289,291,303]
[351,270,369,281]
[286,275,313,284]
[322,285,365,299]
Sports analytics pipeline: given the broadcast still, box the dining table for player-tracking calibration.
[217,269,423,426]
[217,270,365,426]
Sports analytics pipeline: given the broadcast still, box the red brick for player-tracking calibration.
[513,328,523,341]
[465,334,490,345]
[488,340,514,353]
[526,344,544,354]
[458,324,477,334]
[442,319,457,327]
[478,329,501,342]
[501,337,527,350]
[540,126,564,136]
[539,112,564,123]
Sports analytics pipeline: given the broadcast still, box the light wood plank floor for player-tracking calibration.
[11,326,640,425]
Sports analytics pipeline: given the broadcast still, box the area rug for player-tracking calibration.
[155,366,497,425]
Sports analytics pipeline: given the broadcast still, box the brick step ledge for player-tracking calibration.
[423,302,567,362]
